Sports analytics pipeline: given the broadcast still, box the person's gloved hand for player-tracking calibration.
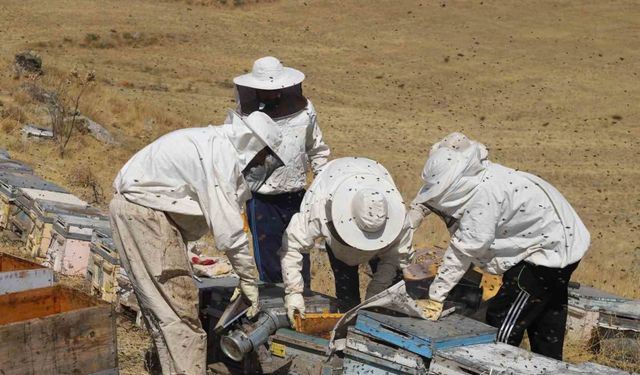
[405,203,431,230]
[416,299,443,321]
[230,279,260,318]
[226,246,260,318]
[284,293,305,329]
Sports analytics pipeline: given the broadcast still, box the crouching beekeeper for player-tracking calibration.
[407,133,590,360]
[110,111,284,375]
[279,157,413,324]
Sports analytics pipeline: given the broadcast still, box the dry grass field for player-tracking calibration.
[1,0,639,372]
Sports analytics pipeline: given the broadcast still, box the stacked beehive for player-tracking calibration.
[0,149,133,309]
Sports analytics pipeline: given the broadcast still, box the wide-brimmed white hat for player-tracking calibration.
[330,174,406,251]
[233,56,305,90]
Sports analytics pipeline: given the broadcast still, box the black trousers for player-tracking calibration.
[486,260,580,360]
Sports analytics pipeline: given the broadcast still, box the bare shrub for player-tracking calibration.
[69,165,105,205]
[46,68,95,157]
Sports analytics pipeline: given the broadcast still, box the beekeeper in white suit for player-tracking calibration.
[408,133,590,360]
[110,111,284,375]
[231,56,330,286]
[280,157,413,324]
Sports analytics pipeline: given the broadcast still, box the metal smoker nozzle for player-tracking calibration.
[220,308,289,362]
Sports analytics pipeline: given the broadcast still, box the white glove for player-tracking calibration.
[226,247,260,318]
[230,280,260,318]
[405,203,431,230]
[284,293,305,329]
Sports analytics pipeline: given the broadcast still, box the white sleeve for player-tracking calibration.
[428,196,498,302]
[304,106,330,175]
[428,244,472,302]
[280,209,323,294]
[366,227,414,298]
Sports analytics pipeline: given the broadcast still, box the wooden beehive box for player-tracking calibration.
[0,253,54,295]
[354,310,497,359]
[47,214,110,276]
[344,327,429,374]
[88,228,121,303]
[0,285,118,375]
[0,171,65,230]
[8,188,88,253]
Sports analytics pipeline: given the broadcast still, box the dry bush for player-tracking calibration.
[68,165,105,205]
[46,68,95,157]
[566,335,640,373]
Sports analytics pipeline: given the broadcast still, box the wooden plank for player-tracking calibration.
[344,328,428,374]
[0,286,60,325]
[343,347,426,375]
[354,311,496,358]
[0,268,54,295]
[572,362,629,375]
[430,342,628,375]
[0,253,46,271]
[0,253,54,295]
[0,305,117,374]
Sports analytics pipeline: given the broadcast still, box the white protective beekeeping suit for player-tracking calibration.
[115,111,282,251]
[114,111,284,306]
[412,134,590,303]
[111,111,284,374]
[229,56,329,194]
[280,157,413,322]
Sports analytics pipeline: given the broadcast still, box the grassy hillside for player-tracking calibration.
[0,0,639,371]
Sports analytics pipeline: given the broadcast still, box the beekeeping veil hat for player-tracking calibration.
[330,173,406,251]
[413,132,488,213]
[233,56,305,91]
[228,110,285,169]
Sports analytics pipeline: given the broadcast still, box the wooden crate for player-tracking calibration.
[47,214,109,276]
[567,283,640,362]
[354,310,497,358]
[0,171,66,230]
[0,285,118,375]
[7,188,90,258]
[0,253,54,295]
[87,229,121,303]
[23,198,99,263]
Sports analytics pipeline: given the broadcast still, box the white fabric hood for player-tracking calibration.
[227,111,284,170]
[413,139,488,215]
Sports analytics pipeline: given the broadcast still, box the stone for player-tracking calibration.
[77,116,117,144]
[21,124,53,139]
